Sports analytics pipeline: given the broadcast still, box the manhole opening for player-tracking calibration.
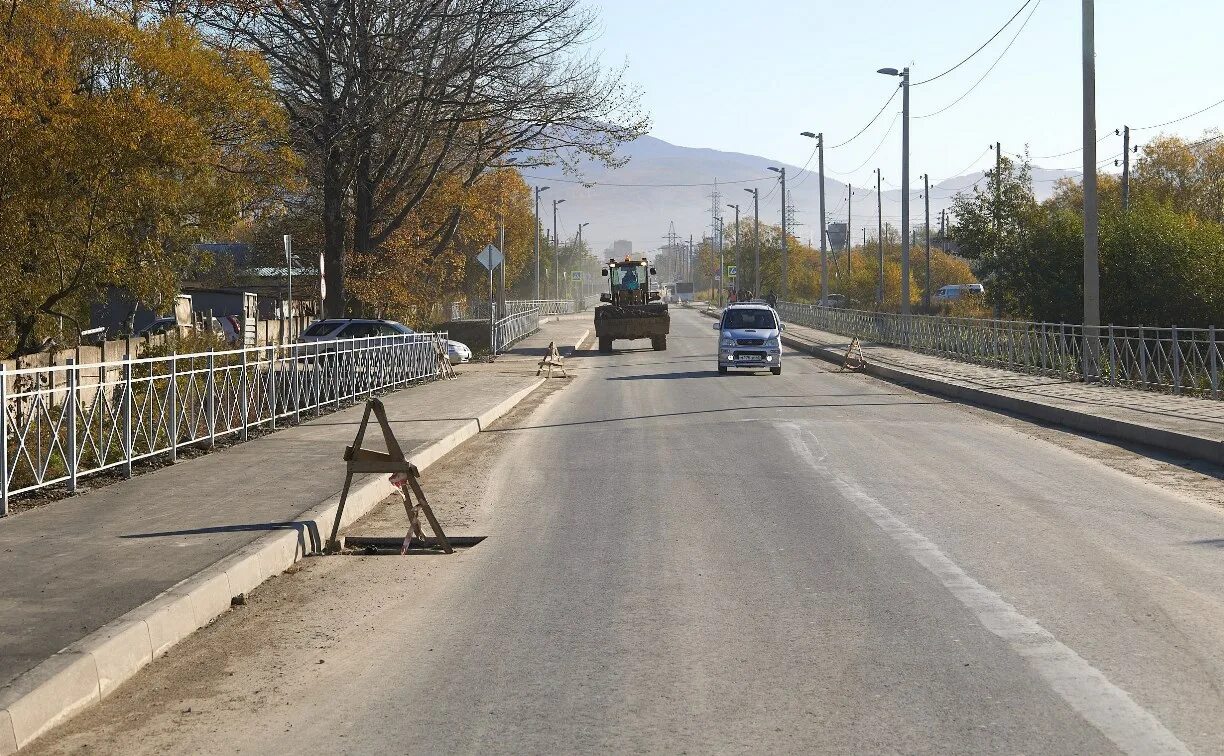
[338,535,486,555]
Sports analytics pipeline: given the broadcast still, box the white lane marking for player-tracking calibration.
[777,421,1192,756]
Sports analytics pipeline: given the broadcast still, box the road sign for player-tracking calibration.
[726,265,737,277]
[319,250,327,300]
[571,271,583,281]
[476,244,504,271]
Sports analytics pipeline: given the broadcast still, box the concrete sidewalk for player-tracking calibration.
[0,317,586,752]
[780,320,1224,465]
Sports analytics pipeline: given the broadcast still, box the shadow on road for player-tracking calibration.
[121,520,323,553]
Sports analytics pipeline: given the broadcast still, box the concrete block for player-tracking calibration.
[256,529,299,578]
[66,619,152,698]
[139,593,199,658]
[219,550,264,597]
[0,652,98,750]
[0,709,17,755]
[175,571,233,629]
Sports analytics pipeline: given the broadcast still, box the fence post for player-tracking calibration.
[1209,325,1218,400]
[1108,325,1117,386]
[168,354,178,463]
[66,358,78,493]
[334,342,342,409]
[291,340,300,425]
[269,344,278,430]
[1139,326,1147,386]
[122,356,133,478]
[314,340,322,415]
[240,347,250,441]
[1172,327,1181,395]
[205,350,217,448]
[1,364,8,515]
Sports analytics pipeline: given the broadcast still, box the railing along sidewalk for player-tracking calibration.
[1,332,450,513]
[493,308,541,353]
[775,301,1220,401]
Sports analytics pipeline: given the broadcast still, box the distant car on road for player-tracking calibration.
[298,318,471,364]
[818,294,848,308]
[137,315,240,344]
[714,301,783,375]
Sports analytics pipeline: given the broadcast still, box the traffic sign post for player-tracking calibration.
[478,245,504,356]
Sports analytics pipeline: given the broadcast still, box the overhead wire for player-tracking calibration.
[915,0,1042,120]
[827,111,901,176]
[519,174,774,188]
[828,86,901,150]
[1132,95,1224,131]
[911,0,1035,86]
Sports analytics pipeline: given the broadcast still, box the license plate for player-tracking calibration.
[736,353,762,361]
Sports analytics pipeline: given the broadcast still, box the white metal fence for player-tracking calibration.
[454,299,575,320]
[1,333,450,513]
[776,302,1221,401]
[493,308,540,353]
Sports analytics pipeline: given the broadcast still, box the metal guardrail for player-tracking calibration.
[776,302,1221,401]
[0,333,450,512]
[493,308,540,353]
[455,299,575,320]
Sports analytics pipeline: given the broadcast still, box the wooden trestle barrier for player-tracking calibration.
[840,336,867,372]
[536,341,568,378]
[325,398,453,554]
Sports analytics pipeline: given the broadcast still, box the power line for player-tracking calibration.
[912,0,1036,86]
[1132,96,1224,131]
[915,0,1042,120]
[827,111,901,176]
[519,174,773,188]
[828,86,901,150]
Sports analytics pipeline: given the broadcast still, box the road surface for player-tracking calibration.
[30,308,1224,755]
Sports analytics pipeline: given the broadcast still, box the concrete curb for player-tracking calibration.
[0,377,546,753]
[570,329,590,354]
[779,331,1223,467]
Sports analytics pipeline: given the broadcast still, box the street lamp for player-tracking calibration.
[552,198,565,300]
[744,188,760,295]
[767,166,787,298]
[726,203,740,299]
[878,66,911,316]
[534,186,549,300]
[801,131,828,304]
[576,222,589,301]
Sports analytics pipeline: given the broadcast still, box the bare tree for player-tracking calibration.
[194,0,646,316]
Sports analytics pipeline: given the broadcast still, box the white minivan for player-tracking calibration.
[934,283,985,302]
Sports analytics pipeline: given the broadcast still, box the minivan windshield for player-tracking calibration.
[722,308,777,330]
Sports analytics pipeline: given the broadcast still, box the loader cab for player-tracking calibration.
[600,257,662,307]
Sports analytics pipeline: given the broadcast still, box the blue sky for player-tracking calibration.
[589,0,1224,193]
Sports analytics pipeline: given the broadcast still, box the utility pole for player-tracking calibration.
[1121,125,1131,211]
[923,174,931,313]
[875,168,884,306]
[534,186,549,300]
[745,187,760,295]
[552,197,565,300]
[283,234,293,341]
[900,69,911,315]
[1082,0,1101,353]
[715,217,725,308]
[727,203,741,296]
[498,214,506,317]
[576,222,589,302]
[803,132,828,303]
[847,187,853,279]
[768,166,787,298]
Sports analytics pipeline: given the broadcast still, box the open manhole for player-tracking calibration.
[340,535,487,555]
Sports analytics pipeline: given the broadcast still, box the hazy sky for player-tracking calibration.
[589,0,1224,194]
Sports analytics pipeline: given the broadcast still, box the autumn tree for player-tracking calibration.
[0,1,291,356]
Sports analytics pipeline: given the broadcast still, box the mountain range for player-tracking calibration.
[522,134,1082,255]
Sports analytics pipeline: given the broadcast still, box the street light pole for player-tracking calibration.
[923,173,931,313]
[847,186,853,280]
[577,222,589,302]
[727,203,740,297]
[745,188,760,296]
[534,186,549,300]
[802,132,829,304]
[875,168,884,307]
[552,197,565,300]
[1082,0,1100,343]
[768,166,787,299]
[878,67,911,314]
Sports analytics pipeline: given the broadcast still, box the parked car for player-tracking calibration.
[298,318,472,365]
[819,294,848,308]
[137,315,240,344]
[934,283,985,302]
[714,301,784,375]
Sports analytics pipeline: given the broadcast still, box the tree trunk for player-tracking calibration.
[322,157,347,318]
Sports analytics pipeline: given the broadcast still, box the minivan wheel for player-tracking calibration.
[770,366,781,375]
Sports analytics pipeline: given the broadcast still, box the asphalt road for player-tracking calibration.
[30,308,1224,755]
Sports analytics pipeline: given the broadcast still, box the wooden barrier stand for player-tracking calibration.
[536,341,568,378]
[326,398,452,554]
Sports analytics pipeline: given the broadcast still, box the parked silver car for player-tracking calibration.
[713,302,783,375]
[298,318,472,364]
